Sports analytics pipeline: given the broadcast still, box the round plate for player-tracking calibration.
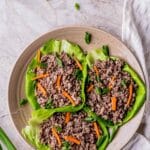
[8,26,145,150]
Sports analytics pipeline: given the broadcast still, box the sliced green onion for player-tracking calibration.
[0,144,2,150]
[55,126,62,133]
[45,99,53,109]
[19,98,28,106]
[0,127,16,150]
[121,79,127,87]
[84,117,96,122]
[56,57,63,67]
[62,141,71,150]
[75,69,83,80]
[102,45,109,56]
[95,87,101,95]
[101,87,109,95]
[85,32,92,44]
[74,3,80,10]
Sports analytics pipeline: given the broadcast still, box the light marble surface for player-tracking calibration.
[0,0,130,149]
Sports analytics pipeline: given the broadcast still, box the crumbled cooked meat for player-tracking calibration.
[86,59,137,123]
[35,52,82,108]
[40,112,98,150]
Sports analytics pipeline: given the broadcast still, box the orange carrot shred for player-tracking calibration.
[56,75,62,90]
[87,84,94,92]
[93,122,100,138]
[62,90,76,106]
[108,76,116,89]
[74,57,82,71]
[37,82,47,97]
[126,83,133,106]
[52,127,61,146]
[93,65,99,76]
[65,112,71,124]
[64,136,81,145]
[111,97,117,111]
[37,49,41,63]
[32,73,49,80]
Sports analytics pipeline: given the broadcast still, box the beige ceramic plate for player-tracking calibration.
[8,26,145,150]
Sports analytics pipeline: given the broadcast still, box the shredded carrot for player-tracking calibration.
[56,75,62,90]
[108,76,116,89]
[64,136,81,145]
[65,112,71,124]
[37,82,47,97]
[93,65,99,76]
[87,84,94,92]
[52,127,61,146]
[93,122,100,138]
[62,90,76,106]
[32,73,49,80]
[111,97,117,111]
[37,49,41,63]
[74,57,82,71]
[126,83,133,106]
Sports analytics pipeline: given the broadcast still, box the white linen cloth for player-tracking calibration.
[122,0,150,149]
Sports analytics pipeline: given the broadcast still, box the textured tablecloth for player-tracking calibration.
[0,0,149,149]
[122,0,150,149]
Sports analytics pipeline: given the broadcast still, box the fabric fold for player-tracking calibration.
[122,0,150,149]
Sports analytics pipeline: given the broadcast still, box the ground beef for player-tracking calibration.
[35,52,82,108]
[40,112,99,150]
[86,59,137,123]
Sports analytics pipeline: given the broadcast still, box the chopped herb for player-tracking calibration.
[19,98,28,106]
[39,62,47,69]
[96,76,101,82]
[33,80,37,89]
[62,141,71,150]
[0,143,2,150]
[86,75,91,83]
[101,87,109,95]
[84,116,96,122]
[55,126,62,133]
[79,90,83,99]
[75,69,83,80]
[85,32,92,44]
[95,87,101,95]
[102,45,109,56]
[121,79,127,87]
[56,56,63,67]
[45,99,53,109]
[74,3,80,10]
[96,136,105,146]
[0,127,16,150]
[71,111,77,115]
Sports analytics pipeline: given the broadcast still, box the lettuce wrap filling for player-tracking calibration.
[22,109,107,150]
[86,46,146,126]
[25,40,87,112]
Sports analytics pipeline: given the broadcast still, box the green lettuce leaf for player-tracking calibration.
[122,64,146,124]
[86,46,146,124]
[40,39,61,54]
[83,107,109,150]
[25,59,40,110]
[23,108,106,150]
[22,109,55,150]
[25,40,86,110]
[22,126,50,150]
[86,47,109,68]
[85,45,146,146]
